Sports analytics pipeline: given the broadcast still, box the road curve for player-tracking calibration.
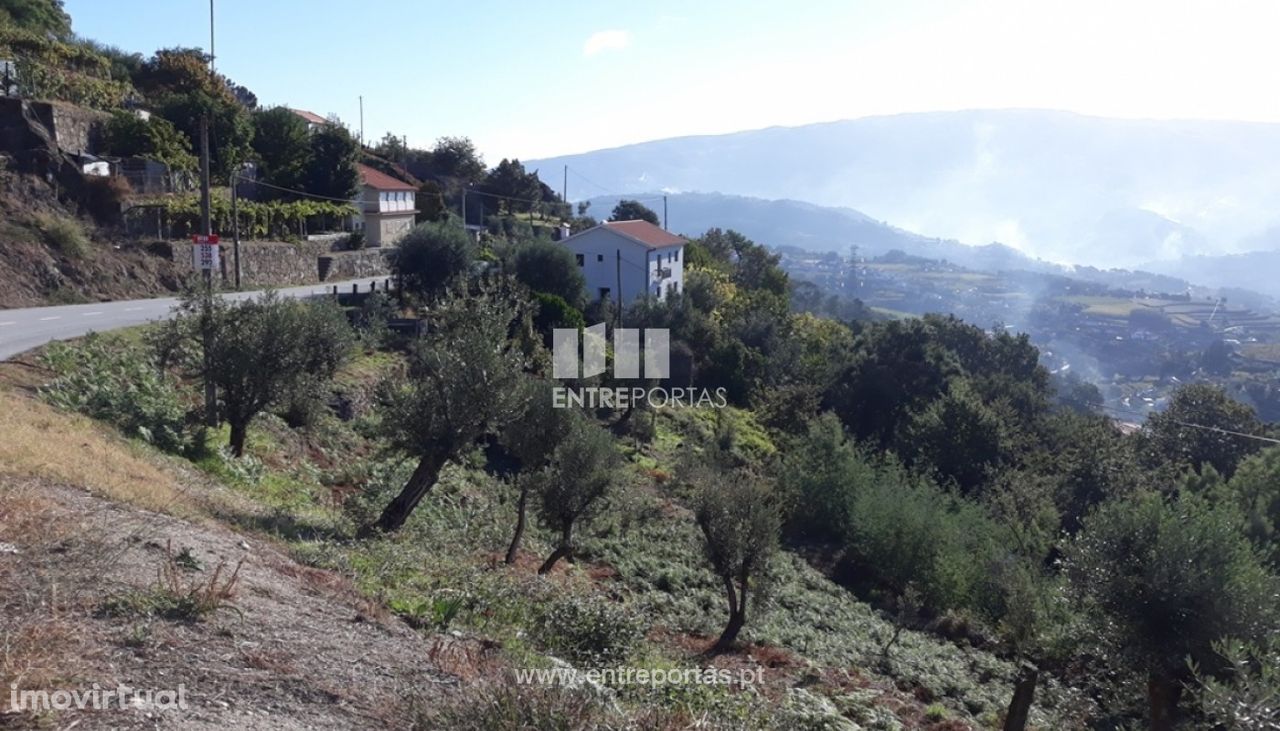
[0,278,389,361]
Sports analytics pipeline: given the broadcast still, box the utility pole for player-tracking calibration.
[199,114,217,428]
[208,0,215,71]
[231,165,241,289]
[615,249,622,328]
[663,195,668,229]
[200,115,212,238]
[358,95,364,147]
[562,165,567,205]
[460,187,467,229]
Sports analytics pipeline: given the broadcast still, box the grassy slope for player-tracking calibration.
[1,342,1086,729]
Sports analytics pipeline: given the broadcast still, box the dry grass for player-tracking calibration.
[0,485,92,693]
[0,387,198,517]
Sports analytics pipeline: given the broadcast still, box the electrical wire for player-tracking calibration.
[1104,403,1280,445]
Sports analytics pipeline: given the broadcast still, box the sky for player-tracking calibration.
[64,0,1280,165]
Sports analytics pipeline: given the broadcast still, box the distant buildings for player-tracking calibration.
[288,108,328,134]
[559,220,685,305]
[354,164,416,246]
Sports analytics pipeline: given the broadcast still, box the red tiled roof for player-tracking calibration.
[289,108,328,126]
[602,220,685,249]
[358,163,416,191]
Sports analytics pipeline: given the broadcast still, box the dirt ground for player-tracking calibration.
[0,478,455,729]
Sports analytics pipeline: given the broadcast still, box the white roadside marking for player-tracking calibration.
[83,312,103,317]
[124,307,143,312]
[0,322,14,327]
[39,316,60,321]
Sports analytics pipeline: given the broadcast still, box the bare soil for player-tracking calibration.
[0,478,455,729]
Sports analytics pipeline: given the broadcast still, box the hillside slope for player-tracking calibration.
[0,341,1083,730]
[0,156,187,308]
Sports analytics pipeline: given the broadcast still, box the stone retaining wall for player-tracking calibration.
[171,241,390,287]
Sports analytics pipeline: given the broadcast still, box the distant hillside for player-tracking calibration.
[1144,250,1280,300]
[532,109,1280,268]
[583,192,1059,273]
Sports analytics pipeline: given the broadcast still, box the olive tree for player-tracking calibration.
[498,379,577,564]
[534,416,621,574]
[392,220,477,301]
[1064,490,1277,731]
[364,288,529,535]
[693,469,780,653]
[175,291,353,457]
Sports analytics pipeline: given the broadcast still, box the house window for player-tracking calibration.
[598,287,611,301]
[597,254,604,262]
[575,254,584,266]
[675,249,680,262]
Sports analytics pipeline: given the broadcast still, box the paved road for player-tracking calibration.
[0,277,389,360]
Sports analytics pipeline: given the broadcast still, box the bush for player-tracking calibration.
[531,291,585,344]
[344,229,366,251]
[392,220,476,300]
[37,214,89,258]
[514,240,586,307]
[532,593,647,665]
[41,335,193,453]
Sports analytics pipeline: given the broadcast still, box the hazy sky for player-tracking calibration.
[64,0,1280,162]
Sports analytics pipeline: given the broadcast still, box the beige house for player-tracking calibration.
[354,164,417,246]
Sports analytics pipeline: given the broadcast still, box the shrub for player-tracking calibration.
[1190,637,1280,730]
[514,240,586,307]
[344,229,366,251]
[531,291,585,345]
[392,220,476,301]
[37,214,89,258]
[532,593,647,665]
[41,335,193,453]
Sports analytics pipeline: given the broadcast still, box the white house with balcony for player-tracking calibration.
[353,163,417,246]
[559,220,685,306]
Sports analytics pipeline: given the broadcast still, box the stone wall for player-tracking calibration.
[49,102,109,155]
[171,241,391,288]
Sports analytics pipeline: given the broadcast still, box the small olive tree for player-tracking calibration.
[392,220,476,301]
[534,416,621,574]
[693,469,780,653]
[363,287,530,535]
[1065,490,1277,731]
[170,291,353,456]
[498,379,577,564]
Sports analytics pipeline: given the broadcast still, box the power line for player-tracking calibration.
[232,174,360,204]
[1106,404,1280,446]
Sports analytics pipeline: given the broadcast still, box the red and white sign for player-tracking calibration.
[192,234,220,271]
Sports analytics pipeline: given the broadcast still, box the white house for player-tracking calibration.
[559,220,685,305]
[353,163,417,246]
[288,108,328,133]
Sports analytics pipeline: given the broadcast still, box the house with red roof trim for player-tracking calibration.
[558,220,685,305]
[354,163,417,246]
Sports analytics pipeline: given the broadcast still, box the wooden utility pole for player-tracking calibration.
[663,195,668,229]
[199,115,217,427]
[562,165,567,205]
[231,166,241,289]
[615,249,622,328]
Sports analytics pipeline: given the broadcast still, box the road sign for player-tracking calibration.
[192,234,220,271]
